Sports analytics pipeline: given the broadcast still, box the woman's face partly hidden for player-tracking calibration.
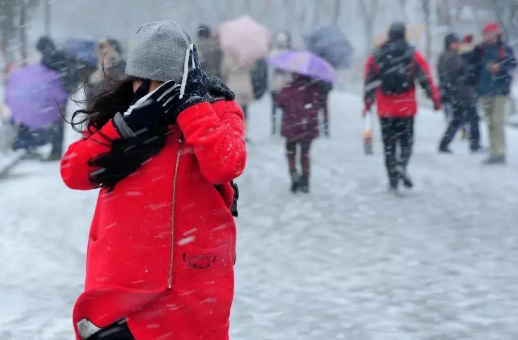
[132,80,163,93]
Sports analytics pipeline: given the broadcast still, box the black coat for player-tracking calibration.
[437,49,477,107]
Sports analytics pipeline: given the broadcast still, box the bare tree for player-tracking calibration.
[358,0,379,53]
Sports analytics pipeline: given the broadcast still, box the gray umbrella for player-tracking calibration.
[304,26,353,69]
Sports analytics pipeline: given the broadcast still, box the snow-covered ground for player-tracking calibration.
[1,92,518,340]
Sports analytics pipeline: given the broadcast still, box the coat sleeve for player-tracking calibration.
[276,85,290,109]
[177,101,247,185]
[363,55,378,110]
[414,51,441,103]
[500,45,517,73]
[60,120,121,190]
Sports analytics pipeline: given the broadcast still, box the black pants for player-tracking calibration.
[440,104,480,151]
[380,117,414,186]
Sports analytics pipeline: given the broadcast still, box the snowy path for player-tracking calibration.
[2,93,518,340]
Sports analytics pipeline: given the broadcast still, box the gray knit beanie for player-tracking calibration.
[126,21,192,84]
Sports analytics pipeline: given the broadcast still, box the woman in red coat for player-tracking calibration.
[277,74,325,193]
[61,21,246,340]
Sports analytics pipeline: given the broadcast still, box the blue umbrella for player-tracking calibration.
[304,26,353,69]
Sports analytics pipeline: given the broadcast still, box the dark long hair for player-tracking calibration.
[65,77,169,191]
[69,77,134,134]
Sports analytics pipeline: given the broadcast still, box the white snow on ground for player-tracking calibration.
[1,92,518,340]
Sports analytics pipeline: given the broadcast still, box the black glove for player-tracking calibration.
[122,80,180,135]
[205,75,235,102]
[176,45,208,113]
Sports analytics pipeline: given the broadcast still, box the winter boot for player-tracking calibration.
[482,155,506,165]
[395,165,413,189]
[299,175,309,193]
[438,145,453,154]
[290,172,300,193]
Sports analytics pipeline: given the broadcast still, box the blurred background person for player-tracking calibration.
[196,24,222,79]
[364,22,441,193]
[5,38,69,161]
[269,30,293,135]
[475,22,517,165]
[221,51,254,141]
[85,38,127,106]
[277,73,325,193]
[437,33,482,154]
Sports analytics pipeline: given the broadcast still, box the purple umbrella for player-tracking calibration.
[267,50,337,83]
[5,64,68,129]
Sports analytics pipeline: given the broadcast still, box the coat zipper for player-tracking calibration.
[168,138,183,289]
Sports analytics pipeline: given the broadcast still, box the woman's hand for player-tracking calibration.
[176,45,209,113]
[120,80,180,136]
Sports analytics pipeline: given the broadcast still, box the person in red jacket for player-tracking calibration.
[364,22,441,192]
[60,21,246,340]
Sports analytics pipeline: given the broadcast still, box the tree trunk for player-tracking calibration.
[44,0,51,35]
[20,1,27,65]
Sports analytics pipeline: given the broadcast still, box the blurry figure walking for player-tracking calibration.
[5,38,69,161]
[364,22,441,192]
[219,16,270,141]
[86,39,127,105]
[35,36,79,160]
[196,25,222,78]
[438,33,481,153]
[221,52,254,139]
[269,31,293,135]
[277,74,326,193]
[474,23,517,164]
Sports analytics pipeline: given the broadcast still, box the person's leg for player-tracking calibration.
[492,96,507,157]
[480,96,497,156]
[48,119,64,160]
[380,118,398,189]
[271,91,278,135]
[299,139,312,193]
[467,104,481,151]
[439,104,463,152]
[286,140,299,192]
[398,117,414,168]
[322,91,330,137]
[396,117,415,188]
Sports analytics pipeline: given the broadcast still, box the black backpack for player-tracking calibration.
[376,46,415,95]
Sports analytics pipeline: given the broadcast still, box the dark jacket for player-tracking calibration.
[437,49,477,107]
[277,75,326,141]
[477,43,517,97]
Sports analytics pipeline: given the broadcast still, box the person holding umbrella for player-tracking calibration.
[269,31,293,135]
[268,50,336,193]
[364,22,441,193]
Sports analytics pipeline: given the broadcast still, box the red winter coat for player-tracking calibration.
[277,75,326,141]
[61,100,246,340]
[364,41,440,117]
